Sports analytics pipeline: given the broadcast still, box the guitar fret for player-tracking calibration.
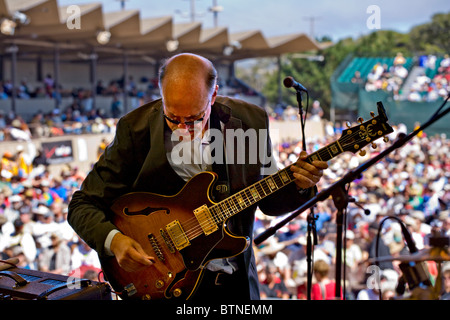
[226,198,236,217]
[286,167,295,181]
[220,202,229,217]
[235,193,245,209]
[228,198,237,216]
[212,205,224,222]
[266,176,277,191]
[278,168,293,185]
[257,181,267,196]
[273,173,284,188]
[242,189,252,205]
[250,186,261,201]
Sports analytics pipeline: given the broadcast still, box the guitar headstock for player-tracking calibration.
[339,102,394,155]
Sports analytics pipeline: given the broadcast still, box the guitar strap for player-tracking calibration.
[209,109,230,202]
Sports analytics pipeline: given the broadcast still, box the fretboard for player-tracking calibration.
[208,140,344,223]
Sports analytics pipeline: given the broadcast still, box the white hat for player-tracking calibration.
[346,230,355,240]
[9,195,22,202]
[33,205,50,215]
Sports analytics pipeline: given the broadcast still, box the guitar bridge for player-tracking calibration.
[148,233,165,262]
[194,205,218,236]
[165,220,190,251]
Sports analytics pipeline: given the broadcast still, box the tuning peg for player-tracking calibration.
[370,111,375,118]
[383,136,389,143]
[359,150,366,156]
[346,121,352,128]
[357,117,364,124]
[371,143,377,149]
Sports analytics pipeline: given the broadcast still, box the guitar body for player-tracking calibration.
[101,172,249,300]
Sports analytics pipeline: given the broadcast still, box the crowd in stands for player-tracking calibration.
[0,109,448,299]
[406,54,450,102]
[0,74,257,142]
[0,76,154,141]
[360,53,410,100]
[0,108,118,142]
[352,53,450,102]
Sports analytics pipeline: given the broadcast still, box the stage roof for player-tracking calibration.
[0,0,325,62]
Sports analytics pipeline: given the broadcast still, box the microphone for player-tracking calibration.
[283,76,308,92]
[399,220,418,253]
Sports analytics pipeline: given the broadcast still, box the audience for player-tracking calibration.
[254,123,449,300]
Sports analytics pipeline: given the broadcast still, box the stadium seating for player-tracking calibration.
[337,56,413,83]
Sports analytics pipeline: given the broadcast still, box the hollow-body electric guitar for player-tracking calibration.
[101,102,394,300]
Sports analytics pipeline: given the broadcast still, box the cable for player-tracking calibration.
[374,215,419,300]
[0,259,18,269]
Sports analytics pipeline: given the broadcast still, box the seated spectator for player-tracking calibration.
[259,262,291,299]
[310,259,340,300]
[309,100,324,121]
[351,71,364,84]
[38,233,71,275]
[71,239,101,271]
[394,52,406,66]
[5,218,37,269]
[408,89,422,102]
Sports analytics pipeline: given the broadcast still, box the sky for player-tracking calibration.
[56,0,450,41]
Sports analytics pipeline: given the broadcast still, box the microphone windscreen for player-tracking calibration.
[283,76,294,88]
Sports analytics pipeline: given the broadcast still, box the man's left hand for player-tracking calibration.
[290,151,328,190]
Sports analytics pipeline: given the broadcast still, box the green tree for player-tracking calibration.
[409,12,450,54]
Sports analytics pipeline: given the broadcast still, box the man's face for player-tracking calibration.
[162,81,217,140]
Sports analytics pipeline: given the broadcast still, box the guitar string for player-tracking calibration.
[146,127,386,251]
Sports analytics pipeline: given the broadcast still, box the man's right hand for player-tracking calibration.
[110,233,155,272]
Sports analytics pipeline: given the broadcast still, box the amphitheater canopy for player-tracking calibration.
[0,0,323,62]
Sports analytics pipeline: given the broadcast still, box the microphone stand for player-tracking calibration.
[295,89,318,300]
[255,93,450,299]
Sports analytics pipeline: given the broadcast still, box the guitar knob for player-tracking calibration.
[370,111,375,118]
[155,280,164,289]
[173,288,182,297]
[346,121,352,128]
[383,136,389,143]
[357,117,364,124]
[371,143,377,149]
[359,150,366,156]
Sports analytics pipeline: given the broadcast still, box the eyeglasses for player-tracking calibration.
[163,100,209,126]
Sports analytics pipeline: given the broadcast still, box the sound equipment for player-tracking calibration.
[0,260,112,300]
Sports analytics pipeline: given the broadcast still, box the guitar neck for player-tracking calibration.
[208,140,345,223]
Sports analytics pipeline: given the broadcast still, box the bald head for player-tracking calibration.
[158,53,218,97]
[158,54,218,134]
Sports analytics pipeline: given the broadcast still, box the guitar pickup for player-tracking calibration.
[165,220,190,251]
[194,205,218,236]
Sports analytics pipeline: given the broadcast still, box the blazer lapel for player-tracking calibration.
[133,100,186,194]
[213,102,247,193]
